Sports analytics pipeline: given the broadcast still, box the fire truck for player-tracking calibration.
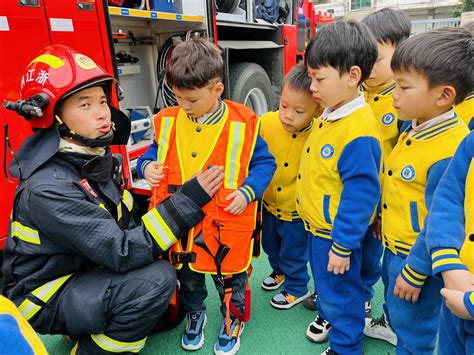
[0,0,333,251]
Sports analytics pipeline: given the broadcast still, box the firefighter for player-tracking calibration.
[1,44,224,354]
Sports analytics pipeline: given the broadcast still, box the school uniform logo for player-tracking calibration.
[320,144,334,159]
[381,113,395,126]
[401,165,416,181]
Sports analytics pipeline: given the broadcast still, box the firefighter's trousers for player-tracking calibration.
[31,260,176,354]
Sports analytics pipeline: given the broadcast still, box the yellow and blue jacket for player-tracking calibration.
[382,114,468,288]
[260,111,313,221]
[361,81,400,166]
[0,295,47,354]
[295,104,382,257]
[455,92,474,130]
[424,131,474,316]
[424,131,474,275]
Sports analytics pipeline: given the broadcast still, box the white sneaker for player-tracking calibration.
[321,348,338,355]
[306,315,331,343]
[364,313,397,346]
[365,301,372,318]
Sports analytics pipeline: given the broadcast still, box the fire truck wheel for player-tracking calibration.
[229,62,275,117]
[216,0,241,13]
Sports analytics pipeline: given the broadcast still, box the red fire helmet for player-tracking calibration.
[20,44,115,129]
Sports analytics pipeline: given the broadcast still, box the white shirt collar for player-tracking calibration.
[408,108,456,136]
[321,93,367,122]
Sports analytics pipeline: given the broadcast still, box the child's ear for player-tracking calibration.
[213,82,225,97]
[348,66,362,88]
[436,86,456,107]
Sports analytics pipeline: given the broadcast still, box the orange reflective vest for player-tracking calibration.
[149,101,259,275]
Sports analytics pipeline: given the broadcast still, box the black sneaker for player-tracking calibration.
[306,315,331,343]
[321,347,338,355]
[303,292,318,311]
[261,272,285,291]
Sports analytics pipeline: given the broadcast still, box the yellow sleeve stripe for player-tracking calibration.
[239,186,253,203]
[11,221,41,245]
[142,208,178,251]
[404,264,427,280]
[432,258,465,268]
[432,248,459,259]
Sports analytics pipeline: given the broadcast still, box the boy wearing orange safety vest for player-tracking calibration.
[137,38,276,355]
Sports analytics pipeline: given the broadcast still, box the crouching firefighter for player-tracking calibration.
[1,44,224,354]
[136,38,276,355]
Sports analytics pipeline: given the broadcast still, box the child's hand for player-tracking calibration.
[394,273,421,303]
[327,250,350,275]
[442,269,474,292]
[441,288,474,320]
[196,166,224,197]
[224,190,249,215]
[372,218,382,240]
[144,162,165,186]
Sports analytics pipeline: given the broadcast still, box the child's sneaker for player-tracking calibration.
[303,292,318,311]
[214,318,244,355]
[182,310,207,350]
[261,272,285,291]
[270,290,311,309]
[364,313,397,346]
[306,315,331,343]
[321,348,338,355]
[365,301,372,318]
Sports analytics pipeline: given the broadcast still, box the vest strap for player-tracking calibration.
[171,251,197,264]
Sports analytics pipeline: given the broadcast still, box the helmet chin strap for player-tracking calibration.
[55,115,115,148]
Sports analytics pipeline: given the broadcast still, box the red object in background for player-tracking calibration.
[108,0,125,6]
[282,24,297,74]
[315,11,334,25]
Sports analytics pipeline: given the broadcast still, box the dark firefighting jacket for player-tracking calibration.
[2,127,211,317]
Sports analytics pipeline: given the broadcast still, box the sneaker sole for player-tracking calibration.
[261,282,284,291]
[305,326,329,344]
[363,330,397,346]
[270,291,311,310]
[214,322,245,355]
[181,315,207,351]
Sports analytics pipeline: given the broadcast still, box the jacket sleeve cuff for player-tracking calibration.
[464,291,474,318]
[139,160,152,179]
[432,248,468,276]
[180,177,212,208]
[239,185,256,205]
[401,264,428,289]
[331,242,352,257]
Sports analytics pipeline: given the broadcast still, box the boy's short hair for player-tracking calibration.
[391,27,473,104]
[305,20,377,85]
[362,8,411,47]
[282,63,312,95]
[166,38,224,90]
[462,21,474,35]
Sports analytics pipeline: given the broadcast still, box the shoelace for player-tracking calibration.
[370,314,388,328]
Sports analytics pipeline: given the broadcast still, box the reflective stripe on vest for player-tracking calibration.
[156,116,175,164]
[11,221,41,245]
[142,208,178,250]
[122,190,134,212]
[225,121,246,189]
[91,333,146,353]
[18,274,74,321]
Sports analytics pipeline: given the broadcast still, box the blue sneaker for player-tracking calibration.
[214,318,244,355]
[182,310,207,350]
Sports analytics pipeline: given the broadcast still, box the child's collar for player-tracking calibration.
[321,93,366,122]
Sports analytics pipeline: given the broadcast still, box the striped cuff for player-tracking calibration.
[401,264,427,288]
[140,160,152,179]
[464,291,474,318]
[239,185,256,205]
[432,248,468,275]
[331,242,352,257]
